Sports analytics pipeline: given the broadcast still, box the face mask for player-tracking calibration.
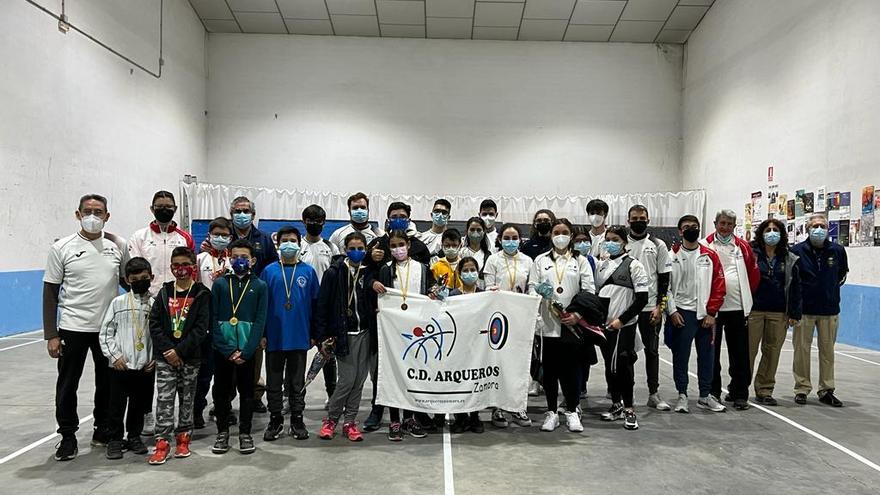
[279,241,300,259]
[535,222,551,235]
[589,214,605,228]
[391,246,408,261]
[172,265,197,280]
[629,220,648,235]
[210,235,231,251]
[443,247,459,259]
[715,232,733,245]
[347,248,366,264]
[233,212,252,230]
[130,279,152,295]
[350,208,369,224]
[432,212,449,227]
[682,227,701,243]
[763,231,781,246]
[80,214,104,234]
[501,239,519,255]
[231,257,251,275]
[809,227,828,245]
[481,215,496,228]
[605,241,624,256]
[552,234,571,250]
[388,218,409,231]
[574,241,592,255]
[153,207,175,224]
[468,230,484,242]
[305,223,323,237]
[461,271,479,286]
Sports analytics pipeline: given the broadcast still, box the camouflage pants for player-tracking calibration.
[154,361,199,441]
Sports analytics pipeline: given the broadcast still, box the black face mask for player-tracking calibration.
[306,223,324,237]
[535,222,552,235]
[154,208,175,224]
[130,279,152,295]
[682,227,701,243]
[629,220,648,235]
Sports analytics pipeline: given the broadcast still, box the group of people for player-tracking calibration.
[43,190,848,464]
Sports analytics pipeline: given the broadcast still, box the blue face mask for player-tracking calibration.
[347,248,366,264]
[231,257,251,275]
[810,227,828,244]
[388,218,409,231]
[716,233,733,245]
[461,271,479,286]
[501,239,519,255]
[350,208,369,224]
[233,213,252,230]
[763,231,781,246]
[279,241,300,259]
[605,241,624,256]
[432,212,449,226]
[574,241,591,255]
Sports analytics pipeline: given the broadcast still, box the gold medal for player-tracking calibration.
[173,330,182,339]
[229,316,239,326]
[228,277,250,329]
[135,341,145,351]
[284,302,292,310]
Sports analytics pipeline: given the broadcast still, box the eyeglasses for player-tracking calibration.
[432,210,449,216]
[232,208,252,215]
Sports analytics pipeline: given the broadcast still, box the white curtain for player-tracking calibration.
[181,181,705,229]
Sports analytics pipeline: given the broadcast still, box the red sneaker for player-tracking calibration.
[343,422,364,442]
[148,439,170,465]
[174,432,192,458]
[319,418,337,440]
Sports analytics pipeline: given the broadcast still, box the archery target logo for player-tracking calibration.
[400,311,458,364]
[481,312,509,351]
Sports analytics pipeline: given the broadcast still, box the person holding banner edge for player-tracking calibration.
[448,256,486,434]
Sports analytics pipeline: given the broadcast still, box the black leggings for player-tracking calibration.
[541,337,580,413]
[601,323,638,408]
[389,408,413,422]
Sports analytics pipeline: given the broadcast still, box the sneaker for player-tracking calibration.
[511,410,532,427]
[404,418,426,438]
[90,429,109,448]
[54,435,78,461]
[624,409,639,430]
[173,432,192,458]
[601,403,624,422]
[451,416,469,434]
[794,393,807,405]
[148,439,170,465]
[212,432,230,454]
[564,411,583,432]
[290,416,309,440]
[253,400,267,414]
[106,440,124,460]
[142,412,155,436]
[239,434,256,455]
[674,393,689,413]
[388,422,404,442]
[193,410,206,430]
[319,418,338,440]
[819,392,844,407]
[540,411,559,432]
[647,393,671,411]
[733,399,750,410]
[698,395,727,412]
[342,422,364,442]
[264,417,284,441]
[754,395,778,406]
[363,407,382,431]
[469,415,484,434]
[127,436,148,455]
[491,409,509,428]
[528,380,540,397]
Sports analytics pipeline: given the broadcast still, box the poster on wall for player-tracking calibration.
[768,184,779,217]
[860,215,874,246]
[840,192,852,220]
[875,189,880,224]
[851,219,861,247]
[751,191,764,221]
[862,186,875,215]
[795,217,806,243]
[838,220,850,246]
[829,221,840,244]
[816,186,826,213]
[874,226,880,247]
[795,200,805,218]
[804,192,814,213]
[787,220,796,243]
[786,199,796,220]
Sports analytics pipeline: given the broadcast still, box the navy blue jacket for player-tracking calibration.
[235,226,278,275]
[790,239,848,316]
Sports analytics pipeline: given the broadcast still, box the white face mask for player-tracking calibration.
[588,214,605,228]
[481,215,496,228]
[80,214,105,234]
[552,234,571,250]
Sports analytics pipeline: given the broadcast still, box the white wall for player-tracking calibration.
[0,0,207,271]
[682,0,880,286]
[205,34,683,200]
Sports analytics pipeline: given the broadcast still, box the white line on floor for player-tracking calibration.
[443,413,455,495]
[0,415,95,465]
[0,339,43,352]
[783,338,880,366]
[658,357,880,473]
[0,330,42,340]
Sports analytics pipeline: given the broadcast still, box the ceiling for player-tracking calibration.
[188,0,713,43]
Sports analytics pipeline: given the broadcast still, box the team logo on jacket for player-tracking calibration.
[401,311,458,364]
[480,312,509,350]
[297,276,308,288]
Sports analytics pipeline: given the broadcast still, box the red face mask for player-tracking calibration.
[172,265,197,280]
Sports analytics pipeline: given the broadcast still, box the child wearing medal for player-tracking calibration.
[210,239,269,455]
[258,227,319,442]
[314,232,376,442]
[99,257,156,460]
[448,257,486,434]
[148,247,210,465]
[371,230,436,441]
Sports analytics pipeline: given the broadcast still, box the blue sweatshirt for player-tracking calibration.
[259,261,320,352]
[790,240,848,316]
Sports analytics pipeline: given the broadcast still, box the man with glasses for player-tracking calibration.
[44,194,124,461]
[418,199,452,257]
[229,196,277,276]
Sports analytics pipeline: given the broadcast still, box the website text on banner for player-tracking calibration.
[376,289,541,414]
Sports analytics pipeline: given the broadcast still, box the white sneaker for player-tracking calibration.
[648,393,671,411]
[698,395,727,413]
[540,411,559,432]
[565,411,583,432]
[528,381,540,397]
[674,393,689,413]
[141,412,155,436]
[511,411,532,427]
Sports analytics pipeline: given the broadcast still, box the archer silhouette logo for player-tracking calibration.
[480,312,509,350]
[401,311,458,364]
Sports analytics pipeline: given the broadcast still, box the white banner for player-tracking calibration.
[376,289,541,414]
